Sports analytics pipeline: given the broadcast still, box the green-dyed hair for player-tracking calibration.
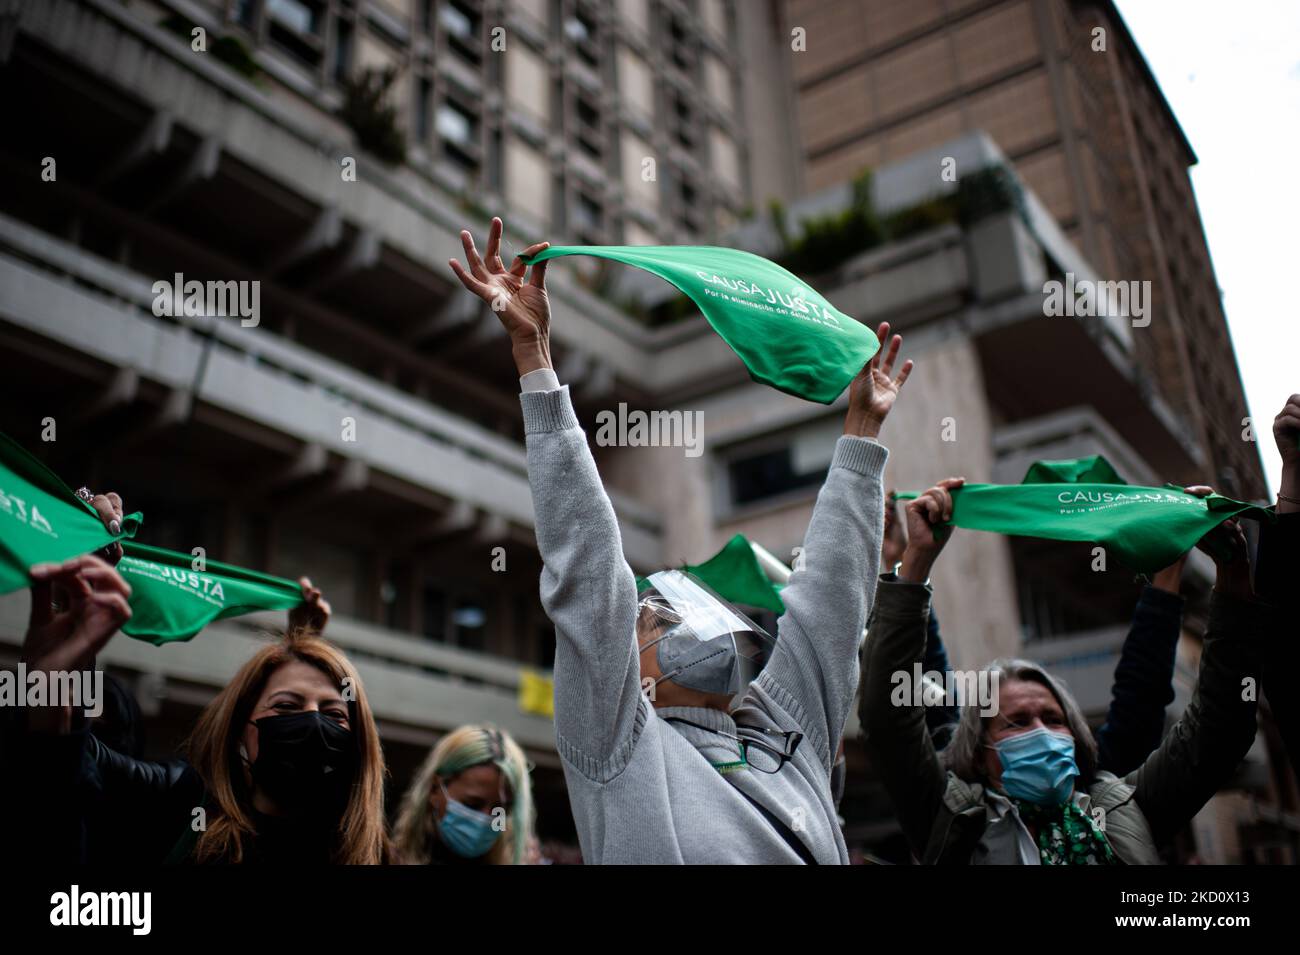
[392,724,534,865]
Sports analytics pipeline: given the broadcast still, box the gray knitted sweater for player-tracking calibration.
[521,382,887,864]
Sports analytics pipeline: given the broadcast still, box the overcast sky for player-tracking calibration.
[1113,0,1299,494]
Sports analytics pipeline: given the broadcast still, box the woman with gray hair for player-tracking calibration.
[859,477,1268,864]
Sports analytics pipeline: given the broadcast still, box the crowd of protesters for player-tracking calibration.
[2,216,1295,865]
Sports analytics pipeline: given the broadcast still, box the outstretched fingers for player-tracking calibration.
[485,217,506,273]
[893,358,914,389]
[449,257,491,300]
[460,229,488,280]
[878,334,902,379]
[872,322,891,370]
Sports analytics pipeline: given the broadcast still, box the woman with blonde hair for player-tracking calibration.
[14,549,390,864]
[393,724,534,865]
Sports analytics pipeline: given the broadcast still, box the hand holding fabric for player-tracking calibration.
[1185,485,1251,599]
[881,491,907,568]
[288,576,331,634]
[23,555,132,732]
[448,216,553,376]
[899,478,965,583]
[87,490,125,566]
[1274,394,1300,514]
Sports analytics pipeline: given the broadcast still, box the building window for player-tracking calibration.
[726,446,826,508]
[266,0,324,69]
[677,170,703,233]
[681,179,696,208]
[332,18,353,84]
[565,8,599,67]
[672,93,696,148]
[668,13,694,71]
[452,600,487,651]
[438,100,479,169]
[574,190,603,236]
[575,93,602,159]
[415,77,433,144]
[487,127,503,190]
[233,0,258,30]
[421,585,447,641]
[267,0,319,34]
[441,1,481,62]
[437,102,472,144]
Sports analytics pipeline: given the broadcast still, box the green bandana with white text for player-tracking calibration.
[519,245,880,403]
[898,474,1273,572]
[117,541,304,645]
[0,432,141,595]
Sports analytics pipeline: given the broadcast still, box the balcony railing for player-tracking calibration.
[0,211,663,565]
[0,593,560,753]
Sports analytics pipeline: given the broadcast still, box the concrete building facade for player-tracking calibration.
[779,0,1265,502]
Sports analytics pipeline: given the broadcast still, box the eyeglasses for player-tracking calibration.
[665,718,803,774]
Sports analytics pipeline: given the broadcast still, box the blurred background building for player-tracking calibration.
[0,0,1289,862]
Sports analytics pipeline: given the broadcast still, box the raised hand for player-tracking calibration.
[845,321,913,439]
[1184,485,1251,598]
[24,554,132,732]
[76,488,125,565]
[1274,394,1300,514]
[899,477,965,583]
[288,576,331,634]
[1273,394,1300,465]
[448,217,553,376]
[881,491,908,568]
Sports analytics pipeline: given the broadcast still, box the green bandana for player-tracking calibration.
[1020,454,1126,486]
[519,245,879,403]
[636,534,786,614]
[117,542,304,645]
[0,432,141,595]
[1014,798,1118,866]
[897,457,1274,573]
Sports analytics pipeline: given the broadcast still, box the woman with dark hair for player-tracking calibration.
[859,477,1268,864]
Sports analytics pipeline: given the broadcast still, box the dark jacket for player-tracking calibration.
[1256,511,1299,772]
[6,717,340,864]
[5,715,201,863]
[1095,585,1184,776]
[859,575,1266,864]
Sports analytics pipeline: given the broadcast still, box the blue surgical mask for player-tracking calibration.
[993,727,1078,806]
[436,781,501,858]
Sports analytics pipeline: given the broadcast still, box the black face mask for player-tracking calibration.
[247,711,357,819]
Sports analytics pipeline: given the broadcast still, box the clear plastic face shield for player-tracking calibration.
[636,570,778,705]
